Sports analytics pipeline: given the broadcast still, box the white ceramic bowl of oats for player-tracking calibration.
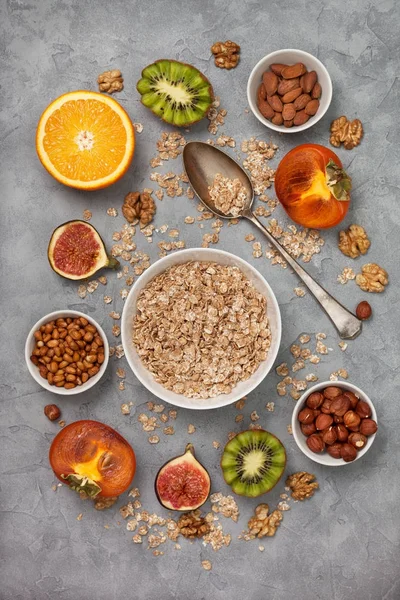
[121,248,281,410]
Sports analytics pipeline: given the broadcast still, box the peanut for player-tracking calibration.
[31,316,104,389]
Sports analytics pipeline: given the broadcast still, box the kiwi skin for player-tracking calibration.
[136,58,214,127]
[220,429,287,498]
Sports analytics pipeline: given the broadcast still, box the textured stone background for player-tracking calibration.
[1,1,400,599]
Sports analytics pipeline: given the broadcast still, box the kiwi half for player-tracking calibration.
[221,430,286,497]
[136,59,214,127]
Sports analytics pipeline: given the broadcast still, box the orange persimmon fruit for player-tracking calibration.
[36,91,135,190]
[49,420,136,498]
[274,144,352,229]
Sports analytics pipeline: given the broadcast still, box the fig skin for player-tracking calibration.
[155,443,211,511]
[49,420,136,498]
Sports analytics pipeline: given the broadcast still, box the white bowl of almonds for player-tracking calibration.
[25,310,109,395]
[121,248,282,410]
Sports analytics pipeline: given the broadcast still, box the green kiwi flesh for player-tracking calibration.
[221,430,286,497]
[136,59,214,127]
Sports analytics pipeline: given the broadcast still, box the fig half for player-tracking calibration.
[49,420,136,498]
[48,220,119,280]
[155,443,210,511]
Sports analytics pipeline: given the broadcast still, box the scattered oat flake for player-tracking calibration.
[112,325,121,337]
[116,368,126,378]
[169,410,177,419]
[316,340,328,354]
[76,513,83,521]
[235,414,244,423]
[115,344,125,358]
[109,311,121,320]
[83,209,92,220]
[187,424,196,434]
[77,285,87,299]
[120,289,128,300]
[212,441,220,449]
[306,374,318,382]
[277,501,290,511]
[287,424,293,435]
[148,435,160,444]
[118,380,125,391]
[250,411,260,422]
[277,382,287,396]
[134,122,143,133]
[202,560,212,571]
[299,334,311,344]
[258,545,265,552]
[107,208,118,217]
[104,295,112,304]
[58,420,66,428]
[294,287,306,297]
[266,402,275,412]
[337,267,356,285]
[245,234,255,242]
[163,426,175,435]
[339,341,348,351]
[235,398,246,410]
[276,363,289,377]
[121,403,130,415]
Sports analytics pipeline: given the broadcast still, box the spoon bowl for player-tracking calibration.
[183,141,253,218]
[182,141,362,340]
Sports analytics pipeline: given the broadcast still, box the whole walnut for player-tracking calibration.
[330,116,363,150]
[248,504,282,538]
[98,70,124,93]
[211,40,240,69]
[122,191,156,226]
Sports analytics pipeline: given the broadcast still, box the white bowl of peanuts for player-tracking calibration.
[25,310,109,395]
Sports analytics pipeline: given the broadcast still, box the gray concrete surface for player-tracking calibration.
[1,1,400,599]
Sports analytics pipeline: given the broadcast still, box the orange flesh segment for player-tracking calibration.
[53,223,101,276]
[43,99,128,181]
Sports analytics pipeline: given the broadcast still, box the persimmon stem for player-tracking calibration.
[61,473,102,498]
[325,159,352,201]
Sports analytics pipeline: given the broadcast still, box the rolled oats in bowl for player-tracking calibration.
[132,261,272,399]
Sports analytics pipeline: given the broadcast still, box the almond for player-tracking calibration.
[293,110,309,126]
[267,94,283,112]
[272,112,283,126]
[270,63,288,75]
[305,99,320,116]
[282,103,296,121]
[262,71,278,96]
[281,87,302,103]
[258,98,274,119]
[311,82,322,99]
[283,119,294,128]
[294,93,311,110]
[257,83,267,102]
[302,70,318,93]
[281,62,307,79]
[277,77,299,96]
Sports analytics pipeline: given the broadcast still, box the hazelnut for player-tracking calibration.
[298,407,315,424]
[355,400,372,419]
[342,390,359,409]
[44,404,61,421]
[343,411,361,429]
[327,442,342,459]
[330,395,351,417]
[321,398,333,414]
[315,413,333,430]
[301,422,316,436]
[322,426,337,445]
[306,392,324,409]
[340,443,358,462]
[323,386,342,399]
[348,432,367,450]
[356,301,372,320]
[306,433,325,453]
[335,424,349,442]
[359,418,378,436]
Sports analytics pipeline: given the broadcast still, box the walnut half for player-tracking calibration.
[122,191,156,226]
[177,510,210,539]
[338,224,371,258]
[247,503,283,538]
[98,69,124,93]
[330,116,363,150]
[211,41,240,70]
[286,471,319,501]
[356,263,389,293]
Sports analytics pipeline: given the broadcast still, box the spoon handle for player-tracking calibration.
[244,211,362,340]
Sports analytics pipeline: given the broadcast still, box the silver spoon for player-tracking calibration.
[182,141,362,340]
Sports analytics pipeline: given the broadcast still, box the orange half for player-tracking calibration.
[36,91,135,190]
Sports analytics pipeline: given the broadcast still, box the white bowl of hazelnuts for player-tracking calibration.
[292,381,378,466]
